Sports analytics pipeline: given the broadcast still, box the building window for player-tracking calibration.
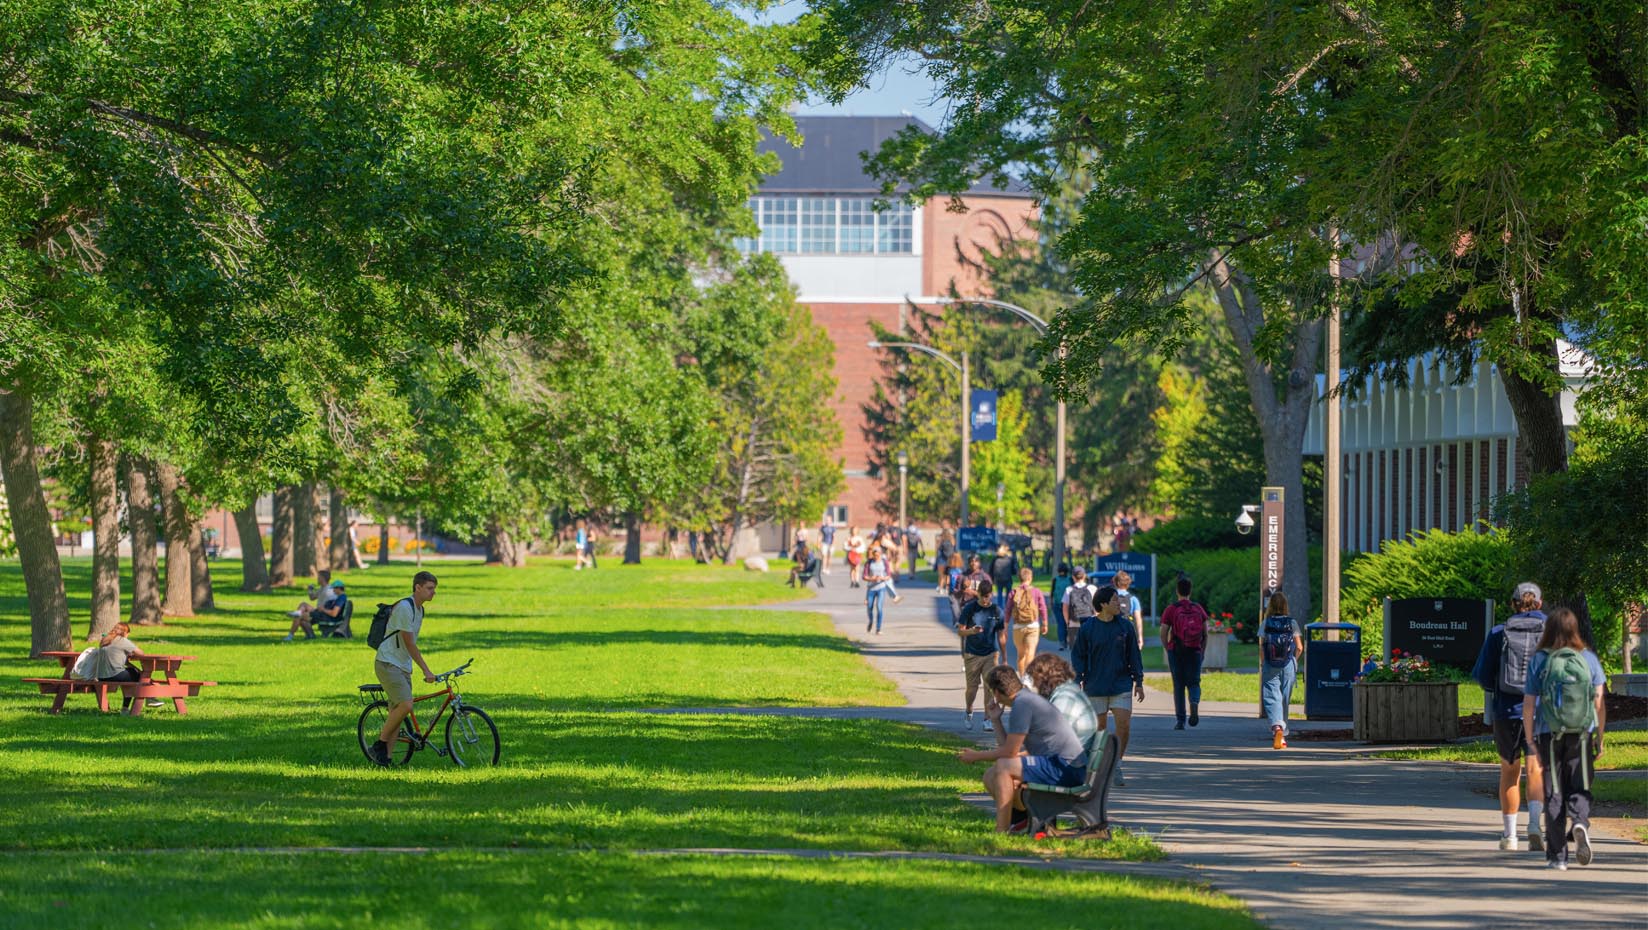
[739,196,914,255]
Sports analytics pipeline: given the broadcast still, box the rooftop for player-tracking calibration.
[758,116,1032,198]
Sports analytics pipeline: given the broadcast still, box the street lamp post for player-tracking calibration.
[927,296,1066,574]
[897,450,910,577]
[996,482,1005,533]
[868,340,971,528]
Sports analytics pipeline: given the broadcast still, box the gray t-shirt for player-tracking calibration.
[1007,690,1085,765]
[93,637,141,679]
[374,598,423,672]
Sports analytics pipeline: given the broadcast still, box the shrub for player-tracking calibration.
[1360,650,1472,684]
[1153,545,1359,643]
[1131,514,1256,556]
[1340,528,1516,661]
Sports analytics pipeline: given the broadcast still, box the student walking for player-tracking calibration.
[988,544,1018,611]
[1472,581,1550,852]
[819,515,837,575]
[1049,564,1073,652]
[934,529,957,591]
[574,520,595,570]
[1259,591,1304,749]
[1112,570,1145,649]
[1007,566,1049,677]
[1160,577,1209,729]
[366,571,440,767]
[863,546,893,635]
[955,579,1007,731]
[1522,607,1607,869]
[1071,585,1145,785]
[846,526,867,588]
[1060,566,1099,640]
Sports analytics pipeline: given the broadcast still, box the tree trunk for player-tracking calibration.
[125,457,163,625]
[1209,256,1321,625]
[0,390,72,656]
[1499,341,1570,478]
[269,485,295,587]
[233,504,271,592]
[293,482,316,578]
[88,432,122,639]
[188,517,214,611]
[485,519,528,567]
[623,511,642,564]
[311,483,330,573]
[328,486,351,569]
[153,462,194,618]
[377,520,391,565]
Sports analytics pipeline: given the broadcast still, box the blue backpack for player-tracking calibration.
[1262,615,1297,668]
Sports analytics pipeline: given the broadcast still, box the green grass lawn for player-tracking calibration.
[0,556,1254,927]
[1374,729,1648,770]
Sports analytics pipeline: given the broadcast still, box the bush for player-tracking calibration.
[1132,514,1256,556]
[1340,528,1516,662]
[1153,546,1354,643]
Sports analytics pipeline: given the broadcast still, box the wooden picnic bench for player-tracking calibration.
[24,651,217,716]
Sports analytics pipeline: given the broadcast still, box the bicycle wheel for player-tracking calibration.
[444,705,500,766]
[357,700,415,766]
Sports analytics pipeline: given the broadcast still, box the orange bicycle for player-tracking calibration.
[356,659,499,766]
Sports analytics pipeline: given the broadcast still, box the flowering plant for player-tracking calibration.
[1358,649,1467,684]
[1206,612,1235,635]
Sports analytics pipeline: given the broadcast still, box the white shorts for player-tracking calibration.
[1089,692,1134,715]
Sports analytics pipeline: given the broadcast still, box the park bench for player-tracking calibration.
[24,652,217,715]
[314,599,354,638]
[1021,728,1119,835]
[791,555,823,589]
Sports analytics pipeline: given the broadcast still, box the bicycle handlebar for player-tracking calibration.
[433,658,475,683]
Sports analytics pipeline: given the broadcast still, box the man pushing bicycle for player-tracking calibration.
[366,571,439,767]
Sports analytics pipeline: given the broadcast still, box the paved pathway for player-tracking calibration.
[748,571,1648,930]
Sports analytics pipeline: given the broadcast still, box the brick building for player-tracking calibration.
[745,116,1038,527]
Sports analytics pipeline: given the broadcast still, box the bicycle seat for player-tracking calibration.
[358,684,383,693]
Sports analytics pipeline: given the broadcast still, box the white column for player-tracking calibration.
[1456,441,1468,531]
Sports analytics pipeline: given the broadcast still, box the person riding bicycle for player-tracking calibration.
[366,571,439,767]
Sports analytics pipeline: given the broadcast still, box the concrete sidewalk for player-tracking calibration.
[763,572,1648,930]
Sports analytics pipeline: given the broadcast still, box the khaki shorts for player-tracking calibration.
[1089,691,1133,715]
[375,660,414,705]
[962,651,996,696]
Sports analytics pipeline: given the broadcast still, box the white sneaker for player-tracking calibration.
[981,719,993,732]
[964,712,974,730]
[1545,859,1567,871]
[145,698,165,708]
[1499,835,1522,852]
[1573,825,1593,866]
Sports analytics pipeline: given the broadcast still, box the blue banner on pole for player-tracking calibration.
[957,526,998,553]
[970,389,998,442]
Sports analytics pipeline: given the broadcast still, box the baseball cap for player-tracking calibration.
[1512,581,1541,601]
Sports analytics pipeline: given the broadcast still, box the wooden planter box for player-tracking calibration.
[1202,632,1231,671]
[1353,681,1459,743]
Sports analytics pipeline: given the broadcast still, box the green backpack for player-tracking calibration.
[1537,648,1597,795]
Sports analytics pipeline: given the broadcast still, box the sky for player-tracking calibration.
[756,1,950,127]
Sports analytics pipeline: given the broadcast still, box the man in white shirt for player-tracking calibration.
[366,571,439,766]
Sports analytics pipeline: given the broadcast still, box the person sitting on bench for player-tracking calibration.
[956,665,1088,833]
[312,582,352,637]
[788,543,822,588]
[285,577,342,641]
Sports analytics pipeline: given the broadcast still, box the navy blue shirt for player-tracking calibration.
[957,600,1006,657]
[1471,610,1545,723]
[1072,614,1143,697]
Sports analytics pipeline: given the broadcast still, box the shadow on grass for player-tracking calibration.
[0,851,1255,930]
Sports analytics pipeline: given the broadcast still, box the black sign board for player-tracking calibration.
[1383,598,1494,669]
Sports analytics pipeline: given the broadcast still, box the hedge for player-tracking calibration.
[1131,514,1256,556]
[1153,546,1351,643]
[1340,528,1517,662]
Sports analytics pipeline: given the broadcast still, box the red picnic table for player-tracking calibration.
[23,652,218,715]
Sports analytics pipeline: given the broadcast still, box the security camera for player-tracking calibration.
[1234,504,1259,535]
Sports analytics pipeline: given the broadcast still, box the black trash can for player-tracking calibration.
[1304,622,1361,720]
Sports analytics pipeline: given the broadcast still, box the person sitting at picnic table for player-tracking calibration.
[89,622,154,713]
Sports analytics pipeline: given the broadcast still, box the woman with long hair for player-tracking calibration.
[1521,607,1607,870]
[1027,653,1097,754]
[863,544,893,634]
[845,525,867,588]
[1259,591,1303,749]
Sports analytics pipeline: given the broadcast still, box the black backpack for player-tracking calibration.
[367,598,412,649]
[1067,584,1096,619]
[1262,615,1298,667]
